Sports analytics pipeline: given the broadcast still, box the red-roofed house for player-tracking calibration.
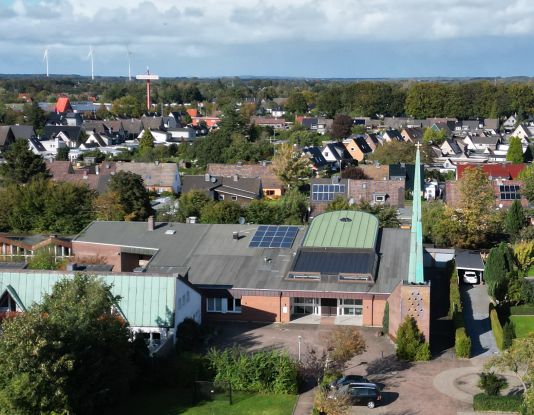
[55,97,72,113]
[456,163,526,181]
[186,108,198,117]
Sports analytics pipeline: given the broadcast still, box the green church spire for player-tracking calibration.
[407,143,425,284]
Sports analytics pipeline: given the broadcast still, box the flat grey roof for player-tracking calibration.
[455,249,485,271]
[74,221,409,295]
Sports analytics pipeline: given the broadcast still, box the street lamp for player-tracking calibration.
[298,335,302,362]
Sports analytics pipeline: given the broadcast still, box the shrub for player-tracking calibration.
[449,266,462,317]
[313,387,350,415]
[510,305,534,315]
[455,328,472,358]
[175,318,203,353]
[478,372,508,396]
[503,321,516,350]
[382,302,389,335]
[207,347,298,394]
[490,305,504,351]
[396,315,430,361]
[27,248,65,270]
[473,393,522,412]
[326,326,366,368]
[415,342,431,361]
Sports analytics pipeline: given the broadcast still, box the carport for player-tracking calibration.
[455,249,485,283]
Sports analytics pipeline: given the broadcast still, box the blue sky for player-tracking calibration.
[1,0,534,78]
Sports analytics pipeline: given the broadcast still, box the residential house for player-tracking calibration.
[0,268,201,350]
[484,118,500,131]
[167,127,196,142]
[445,179,528,208]
[191,116,221,128]
[181,174,262,205]
[0,126,15,151]
[121,119,144,139]
[302,146,329,172]
[463,135,501,151]
[141,115,164,131]
[358,164,423,192]
[55,97,72,113]
[401,127,424,143]
[381,129,404,142]
[115,162,181,194]
[43,126,83,147]
[440,139,464,157]
[455,163,526,181]
[250,117,287,130]
[138,128,169,144]
[10,125,35,141]
[296,117,332,135]
[431,121,456,136]
[364,133,381,151]
[503,115,518,131]
[207,163,284,199]
[342,135,373,162]
[321,142,354,170]
[359,164,390,181]
[65,113,83,127]
[511,124,534,142]
[46,160,116,194]
[80,131,112,149]
[0,234,73,261]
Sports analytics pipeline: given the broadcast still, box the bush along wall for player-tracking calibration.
[450,263,471,358]
[473,393,523,412]
[490,304,504,351]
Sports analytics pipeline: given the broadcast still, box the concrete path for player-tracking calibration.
[460,284,498,357]
[292,386,315,415]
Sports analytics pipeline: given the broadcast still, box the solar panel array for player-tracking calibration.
[249,225,299,248]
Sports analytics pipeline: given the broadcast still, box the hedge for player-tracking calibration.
[510,305,534,316]
[455,327,471,358]
[490,305,504,351]
[473,393,523,412]
[449,265,462,317]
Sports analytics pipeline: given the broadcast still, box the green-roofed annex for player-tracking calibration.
[303,210,379,249]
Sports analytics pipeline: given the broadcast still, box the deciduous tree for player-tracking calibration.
[271,143,311,189]
[199,200,242,224]
[93,191,127,221]
[108,171,153,221]
[0,139,50,184]
[331,114,353,139]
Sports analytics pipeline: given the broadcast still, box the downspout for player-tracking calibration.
[371,295,375,326]
[279,292,283,323]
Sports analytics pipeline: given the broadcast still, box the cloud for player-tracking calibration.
[2,0,534,76]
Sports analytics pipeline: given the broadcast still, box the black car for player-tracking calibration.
[329,375,370,390]
[342,384,381,409]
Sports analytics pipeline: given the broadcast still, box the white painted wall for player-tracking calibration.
[174,278,202,338]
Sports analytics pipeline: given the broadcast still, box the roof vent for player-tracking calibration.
[339,217,352,223]
[233,231,239,240]
[165,230,176,235]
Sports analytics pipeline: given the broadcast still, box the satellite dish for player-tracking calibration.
[238,217,246,225]
[211,177,217,183]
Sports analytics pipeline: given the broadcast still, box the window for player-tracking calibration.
[373,193,386,204]
[231,196,238,201]
[311,184,346,201]
[339,298,362,316]
[265,190,275,196]
[207,297,223,312]
[499,185,521,200]
[218,194,225,200]
[227,298,242,313]
[186,291,190,303]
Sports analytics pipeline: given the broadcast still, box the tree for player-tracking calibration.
[108,171,153,221]
[507,136,524,163]
[382,302,389,335]
[271,143,311,189]
[23,101,46,133]
[0,274,134,414]
[503,322,516,350]
[55,146,70,161]
[507,271,533,305]
[478,372,508,396]
[177,190,210,222]
[422,127,447,145]
[285,91,307,114]
[299,346,328,387]
[519,164,534,203]
[331,114,353,139]
[111,95,144,118]
[95,104,111,120]
[139,129,155,152]
[341,167,368,180]
[504,200,526,239]
[326,326,366,370]
[484,243,514,301]
[369,140,434,165]
[395,315,431,361]
[326,196,351,212]
[313,387,350,415]
[199,201,242,224]
[514,240,534,272]
[0,139,50,184]
[244,199,281,224]
[93,191,127,221]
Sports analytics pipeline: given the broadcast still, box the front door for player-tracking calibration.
[321,298,337,316]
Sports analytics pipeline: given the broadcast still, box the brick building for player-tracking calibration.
[71,210,410,328]
[445,179,528,208]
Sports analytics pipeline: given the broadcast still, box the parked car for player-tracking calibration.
[329,375,370,390]
[463,271,478,284]
[340,383,382,409]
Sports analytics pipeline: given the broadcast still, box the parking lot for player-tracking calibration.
[211,322,473,415]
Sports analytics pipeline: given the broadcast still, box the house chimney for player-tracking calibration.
[233,174,239,182]
[147,216,154,231]
[204,173,211,182]
[233,231,239,240]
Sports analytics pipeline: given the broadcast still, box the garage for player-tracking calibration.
[455,249,485,284]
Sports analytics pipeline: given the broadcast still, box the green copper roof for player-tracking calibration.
[0,271,176,328]
[303,210,379,249]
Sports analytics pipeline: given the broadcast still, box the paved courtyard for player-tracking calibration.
[210,322,494,415]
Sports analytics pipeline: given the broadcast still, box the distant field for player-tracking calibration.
[117,388,297,415]
[510,315,534,338]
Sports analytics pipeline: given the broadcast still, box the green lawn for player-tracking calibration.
[510,315,534,338]
[528,266,534,277]
[116,388,297,415]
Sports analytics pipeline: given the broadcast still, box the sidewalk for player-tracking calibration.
[292,387,315,415]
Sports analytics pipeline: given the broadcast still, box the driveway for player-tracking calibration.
[460,284,498,357]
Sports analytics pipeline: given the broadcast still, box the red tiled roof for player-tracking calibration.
[456,163,526,180]
[186,108,198,117]
[55,97,71,113]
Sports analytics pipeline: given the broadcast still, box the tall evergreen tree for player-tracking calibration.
[0,139,50,184]
[484,243,514,301]
[504,200,525,239]
[506,136,524,164]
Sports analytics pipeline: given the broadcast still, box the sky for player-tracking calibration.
[1,0,534,78]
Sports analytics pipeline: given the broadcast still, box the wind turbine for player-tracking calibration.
[127,46,133,81]
[43,47,49,77]
[88,45,94,80]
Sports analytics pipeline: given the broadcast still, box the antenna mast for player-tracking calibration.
[43,48,49,77]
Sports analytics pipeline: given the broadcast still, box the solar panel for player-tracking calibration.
[248,225,299,248]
